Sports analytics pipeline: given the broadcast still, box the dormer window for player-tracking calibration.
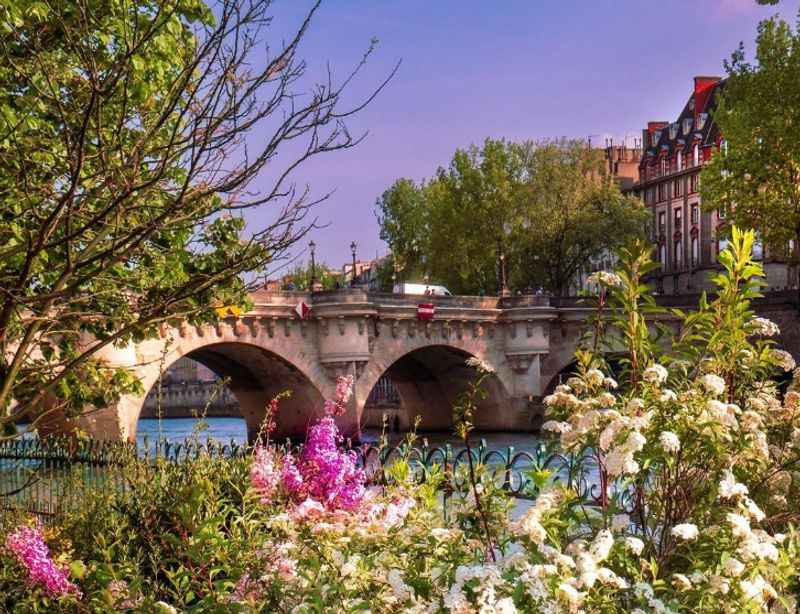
[682,118,693,135]
[669,123,679,140]
[677,150,683,170]
[652,130,662,146]
[696,113,708,131]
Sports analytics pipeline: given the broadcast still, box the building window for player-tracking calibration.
[658,184,665,202]
[691,236,699,266]
[674,207,682,227]
[691,203,699,225]
[659,243,667,269]
[658,211,666,235]
[661,158,668,176]
[673,179,681,198]
[693,144,700,167]
[677,150,683,170]
[690,174,699,193]
[674,239,683,269]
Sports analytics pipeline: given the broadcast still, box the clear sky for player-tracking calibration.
[253,0,800,275]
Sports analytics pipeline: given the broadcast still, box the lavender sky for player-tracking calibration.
[254,0,800,275]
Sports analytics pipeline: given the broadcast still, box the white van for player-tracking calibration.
[392,282,452,296]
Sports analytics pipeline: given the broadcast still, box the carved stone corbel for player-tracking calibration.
[357,319,365,335]
[247,318,260,337]
[300,320,308,337]
[526,320,534,338]
[455,321,464,339]
[283,319,291,337]
[196,324,206,338]
[337,316,346,336]
[266,318,276,338]
[508,322,517,339]
[472,322,481,338]
[442,320,450,339]
[486,322,495,339]
[407,320,417,338]
[391,319,400,338]
[319,317,329,337]
[424,321,432,338]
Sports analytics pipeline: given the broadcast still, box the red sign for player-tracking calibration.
[294,300,311,319]
[417,302,435,320]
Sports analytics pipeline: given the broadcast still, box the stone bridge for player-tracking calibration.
[74,288,800,443]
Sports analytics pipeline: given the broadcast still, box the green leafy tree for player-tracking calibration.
[0,0,393,436]
[376,138,646,296]
[701,16,800,289]
[278,262,340,291]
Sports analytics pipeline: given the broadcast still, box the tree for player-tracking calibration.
[701,16,800,291]
[376,138,646,296]
[278,262,340,291]
[0,0,394,436]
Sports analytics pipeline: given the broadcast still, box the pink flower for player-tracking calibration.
[4,525,82,599]
[325,375,355,416]
[281,454,305,498]
[250,446,281,504]
[291,497,326,521]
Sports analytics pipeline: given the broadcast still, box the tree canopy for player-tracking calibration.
[376,138,646,296]
[0,0,392,436]
[701,15,800,277]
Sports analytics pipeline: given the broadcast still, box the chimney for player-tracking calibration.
[693,76,722,114]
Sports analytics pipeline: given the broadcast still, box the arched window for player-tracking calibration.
[674,240,683,269]
[659,243,667,269]
[691,236,699,266]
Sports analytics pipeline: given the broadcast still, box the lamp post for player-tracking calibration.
[309,240,322,292]
[350,241,357,287]
[497,238,510,297]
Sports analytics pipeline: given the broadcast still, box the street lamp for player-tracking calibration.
[350,241,357,287]
[309,240,322,292]
[497,238,510,298]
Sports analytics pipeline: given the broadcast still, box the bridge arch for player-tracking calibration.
[78,322,329,443]
[357,339,516,432]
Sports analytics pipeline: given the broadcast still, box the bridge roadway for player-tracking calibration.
[66,288,800,443]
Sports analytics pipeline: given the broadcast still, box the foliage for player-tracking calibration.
[375,138,647,296]
[3,230,800,611]
[701,14,800,274]
[0,0,393,437]
[276,262,341,291]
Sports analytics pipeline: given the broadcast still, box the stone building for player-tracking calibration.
[627,75,794,294]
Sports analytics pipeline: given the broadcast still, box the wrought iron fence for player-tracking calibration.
[1,435,600,521]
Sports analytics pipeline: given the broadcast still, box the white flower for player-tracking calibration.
[603,377,618,389]
[589,530,614,562]
[611,514,630,533]
[586,368,605,387]
[723,557,745,577]
[466,356,495,373]
[495,597,517,614]
[387,569,412,602]
[659,389,677,402]
[605,447,639,477]
[623,430,646,452]
[557,582,582,606]
[624,537,644,555]
[659,431,680,453]
[671,523,699,541]
[718,470,748,500]
[672,573,692,591]
[727,512,751,538]
[709,574,730,595]
[750,317,780,337]
[542,420,572,434]
[154,604,178,614]
[626,398,644,412]
[770,349,796,372]
[643,364,668,385]
[587,271,622,287]
[700,373,726,396]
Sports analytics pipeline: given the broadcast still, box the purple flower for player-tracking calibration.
[4,525,82,599]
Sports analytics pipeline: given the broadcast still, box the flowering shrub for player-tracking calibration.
[2,228,799,612]
[4,524,81,599]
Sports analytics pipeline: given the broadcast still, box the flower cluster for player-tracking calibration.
[249,375,366,511]
[586,271,623,287]
[4,525,81,599]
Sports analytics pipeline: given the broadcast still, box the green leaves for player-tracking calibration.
[376,138,647,295]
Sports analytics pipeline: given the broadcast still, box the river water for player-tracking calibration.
[136,417,546,452]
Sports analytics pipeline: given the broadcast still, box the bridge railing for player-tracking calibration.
[1,436,600,521]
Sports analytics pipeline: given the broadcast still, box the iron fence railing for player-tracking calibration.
[1,436,600,521]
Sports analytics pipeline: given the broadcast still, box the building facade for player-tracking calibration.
[628,76,794,295]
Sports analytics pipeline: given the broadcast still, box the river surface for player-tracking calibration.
[136,417,547,452]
